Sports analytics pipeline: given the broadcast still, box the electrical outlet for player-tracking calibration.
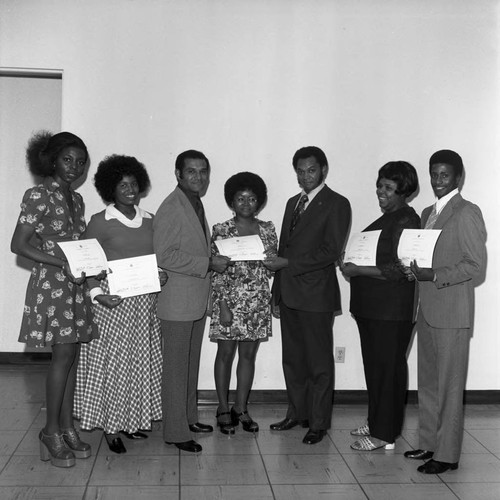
[335,346,345,363]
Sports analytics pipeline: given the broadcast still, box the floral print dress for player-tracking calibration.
[209,218,278,341]
[17,177,98,347]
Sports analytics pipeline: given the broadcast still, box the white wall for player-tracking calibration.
[1,0,498,390]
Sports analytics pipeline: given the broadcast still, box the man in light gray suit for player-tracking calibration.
[153,150,230,453]
[404,150,486,474]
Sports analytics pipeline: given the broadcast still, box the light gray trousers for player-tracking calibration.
[417,310,471,463]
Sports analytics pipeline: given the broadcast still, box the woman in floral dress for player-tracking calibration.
[11,131,98,468]
[210,172,277,434]
[74,155,164,454]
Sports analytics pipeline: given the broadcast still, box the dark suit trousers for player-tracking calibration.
[417,310,470,463]
[160,316,206,442]
[355,317,413,443]
[280,303,334,430]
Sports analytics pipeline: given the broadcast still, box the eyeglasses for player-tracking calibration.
[234,196,258,205]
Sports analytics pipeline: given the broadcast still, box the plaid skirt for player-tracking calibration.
[74,282,162,434]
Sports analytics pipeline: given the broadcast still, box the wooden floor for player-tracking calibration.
[0,365,499,500]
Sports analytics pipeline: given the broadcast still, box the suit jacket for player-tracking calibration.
[153,186,211,321]
[418,193,486,329]
[272,185,351,313]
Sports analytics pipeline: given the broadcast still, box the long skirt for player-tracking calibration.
[74,284,162,434]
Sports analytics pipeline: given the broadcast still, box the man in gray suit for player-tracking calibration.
[153,150,230,453]
[404,150,486,473]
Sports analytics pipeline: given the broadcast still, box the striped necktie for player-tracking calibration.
[425,204,438,229]
[290,194,308,233]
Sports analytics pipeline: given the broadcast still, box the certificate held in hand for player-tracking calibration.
[57,238,108,277]
[107,254,161,298]
[344,230,381,266]
[214,234,266,261]
[397,229,442,267]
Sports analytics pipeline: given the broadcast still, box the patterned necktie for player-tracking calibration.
[194,196,206,235]
[425,204,438,229]
[290,194,308,234]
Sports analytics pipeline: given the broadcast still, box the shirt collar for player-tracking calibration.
[435,188,459,213]
[300,182,325,205]
[105,204,151,228]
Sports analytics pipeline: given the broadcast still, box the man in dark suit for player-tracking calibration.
[264,146,351,444]
[153,150,230,453]
[404,149,486,473]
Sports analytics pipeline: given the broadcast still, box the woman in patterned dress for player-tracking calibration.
[74,155,165,454]
[11,131,98,468]
[210,172,277,434]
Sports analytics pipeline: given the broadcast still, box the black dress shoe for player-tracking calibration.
[270,418,309,431]
[121,431,148,440]
[189,422,214,433]
[230,407,259,433]
[302,429,326,445]
[404,449,434,460]
[417,459,459,474]
[165,439,202,453]
[105,434,127,454]
[216,411,236,435]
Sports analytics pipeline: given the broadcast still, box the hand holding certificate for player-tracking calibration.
[343,231,381,266]
[397,229,442,267]
[214,234,266,261]
[107,254,161,298]
[57,238,108,277]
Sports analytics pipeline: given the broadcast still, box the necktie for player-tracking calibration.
[290,194,308,233]
[425,204,438,229]
[194,196,206,235]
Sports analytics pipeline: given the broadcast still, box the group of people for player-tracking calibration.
[11,132,486,477]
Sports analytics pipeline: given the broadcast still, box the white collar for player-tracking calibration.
[435,188,459,214]
[104,204,152,228]
[299,182,325,206]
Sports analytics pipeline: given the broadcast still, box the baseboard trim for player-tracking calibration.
[198,389,382,405]
[0,352,51,364]
[1,353,498,404]
[198,390,499,405]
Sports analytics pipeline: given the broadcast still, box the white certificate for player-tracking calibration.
[215,234,266,261]
[397,229,442,267]
[107,254,161,298]
[108,254,161,298]
[344,230,381,266]
[57,238,108,277]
